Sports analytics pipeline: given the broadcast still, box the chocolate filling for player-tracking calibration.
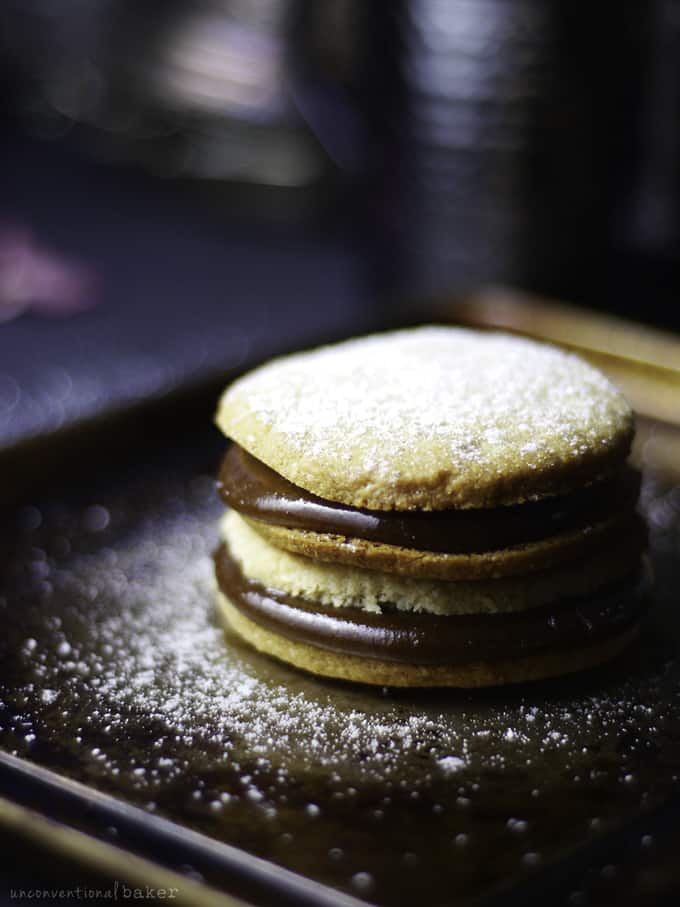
[218,445,641,555]
[215,544,646,666]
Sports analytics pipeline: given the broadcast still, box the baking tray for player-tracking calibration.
[1,396,680,907]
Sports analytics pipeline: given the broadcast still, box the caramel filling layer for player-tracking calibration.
[218,445,640,555]
[215,544,646,666]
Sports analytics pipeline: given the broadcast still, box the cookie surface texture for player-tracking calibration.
[216,326,633,510]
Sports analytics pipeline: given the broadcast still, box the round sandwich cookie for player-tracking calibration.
[214,326,647,687]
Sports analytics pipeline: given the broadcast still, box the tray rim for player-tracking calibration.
[0,750,370,907]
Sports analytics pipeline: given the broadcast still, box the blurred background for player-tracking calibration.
[2,7,680,902]
[1,0,679,474]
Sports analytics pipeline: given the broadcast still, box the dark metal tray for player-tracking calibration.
[1,416,680,906]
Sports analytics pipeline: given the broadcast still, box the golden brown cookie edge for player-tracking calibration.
[217,592,639,688]
[218,400,633,511]
[242,512,644,581]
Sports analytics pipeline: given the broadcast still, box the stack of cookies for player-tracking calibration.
[214,327,647,687]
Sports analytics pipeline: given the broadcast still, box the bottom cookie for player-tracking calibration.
[216,591,640,689]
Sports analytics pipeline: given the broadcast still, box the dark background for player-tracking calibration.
[1,2,679,464]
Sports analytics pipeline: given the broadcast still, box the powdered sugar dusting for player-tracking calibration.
[218,327,632,508]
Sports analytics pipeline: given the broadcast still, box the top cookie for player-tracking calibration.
[215,326,633,511]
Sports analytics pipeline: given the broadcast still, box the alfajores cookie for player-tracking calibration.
[216,328,633,511]
[214,326,647,687]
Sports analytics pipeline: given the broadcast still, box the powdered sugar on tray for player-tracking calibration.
[1,463,679,905]
[1,470,677,790]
